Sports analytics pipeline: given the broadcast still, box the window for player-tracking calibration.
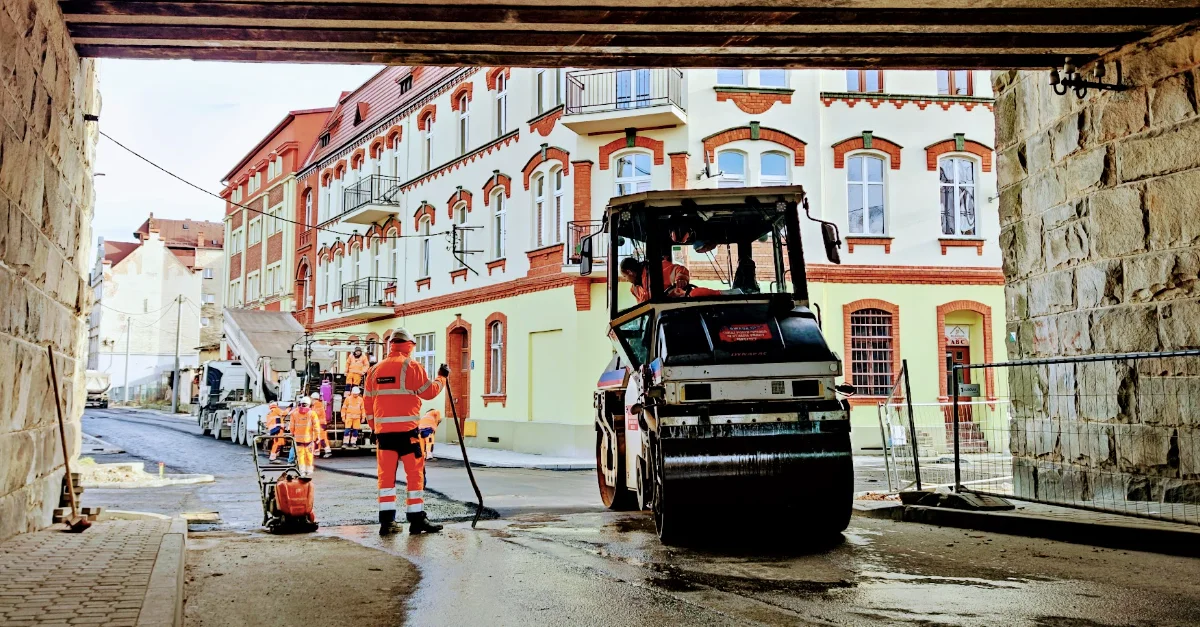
[940,157,977,236]
[847,155,886,235]
[717,151,746,188]
[304,190,313,225]
[847,70,883,93]
[414,332,436,377]
[334,253,344,297]
[495,74,508,137]
[849,308,895,396]
[937,70,973,96]
[616,69,651,110]
[419,217,432,277]
[390,147,402,179]
[717,69,746,86]
[202,267,214,279]
[387,230,399,277]
[372,237,383,277]
[759,69,788,87]
[322,261,332,304]
[264,266,276,296]
[533,173,546,247]
[489,321,504,394]
[398,75,413,95]
[203,293,215,304]
[248,219,262,245]
[267,207,283,235]
[458,94,470,156]
[230,229,244,254]
[493,191,507,259]
[536,69,547,115]
[614,153,652,196]
[760,152,789,186]
[422,123,433,171]
[319,132,331,148]
[247,272,260,302]
[320,184,331,222]
[228,281,239,306]
[201,317,211,327]
[351,246,361,282]
[552,168,564,245]
[454,204,469,269]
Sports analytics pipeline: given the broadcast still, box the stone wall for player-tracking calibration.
[996,25,1200,504]
[0,0,98,541]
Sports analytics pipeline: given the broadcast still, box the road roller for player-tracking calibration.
[579,186,854,544]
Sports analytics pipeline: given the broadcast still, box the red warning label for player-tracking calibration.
[718,323,772,343]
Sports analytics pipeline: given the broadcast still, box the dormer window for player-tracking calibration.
[398,76,413,95]
[319,132,331,147]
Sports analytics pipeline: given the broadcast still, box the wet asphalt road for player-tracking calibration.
[83,408,1200,626]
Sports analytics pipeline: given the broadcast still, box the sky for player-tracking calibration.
[91,59,382,256]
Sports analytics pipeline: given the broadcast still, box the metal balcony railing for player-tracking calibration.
[340,277,397,311]
[343,175,403,215]
[566,220,607,265]
[565,69,685,116]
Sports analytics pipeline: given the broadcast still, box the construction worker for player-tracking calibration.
[346,346,370,387]
[289,397,318,476]
[418,409,442,461]
[365,328,448,535]
[619,256,722,303]
[342,386,365,448]
[310,392,333,458]
[265,401,286,460]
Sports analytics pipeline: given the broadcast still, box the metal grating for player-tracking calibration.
[850,308,894,396]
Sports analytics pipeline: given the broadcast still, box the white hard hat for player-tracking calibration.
[269,401,278,407]
[311,392,321,399]
[352,386,361,394]
[390,328,415,343]
[299,397,311,406]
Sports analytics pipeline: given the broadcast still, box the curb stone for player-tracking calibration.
[853,501,1200,558]
[136,516,187,627]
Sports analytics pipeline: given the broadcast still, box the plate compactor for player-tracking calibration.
[254,434,318,533]
[581,186,855,544]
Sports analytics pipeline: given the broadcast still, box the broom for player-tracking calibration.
[48,345,91,533]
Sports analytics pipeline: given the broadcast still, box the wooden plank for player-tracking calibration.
[65,24,1138,51]
[74,44,1065,68]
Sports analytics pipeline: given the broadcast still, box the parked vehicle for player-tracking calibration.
[85,370,111,408]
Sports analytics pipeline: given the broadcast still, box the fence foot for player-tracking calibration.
[900,489,1015,511]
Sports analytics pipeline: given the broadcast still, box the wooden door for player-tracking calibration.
[446,328,470,440]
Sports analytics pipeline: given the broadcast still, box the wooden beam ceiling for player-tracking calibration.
[60,1,1200,68]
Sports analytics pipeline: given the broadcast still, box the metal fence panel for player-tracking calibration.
[953,350,1200,526]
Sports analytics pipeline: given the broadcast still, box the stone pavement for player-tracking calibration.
[0,515,185,627]
[432,444,594,470]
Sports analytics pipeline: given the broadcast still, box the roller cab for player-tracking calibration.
[582,187,853,543]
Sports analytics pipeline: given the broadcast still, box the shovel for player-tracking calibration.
[48,345,91,533]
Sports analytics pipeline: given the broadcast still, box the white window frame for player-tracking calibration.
[419,217,432,278]
[203,293,215,304]
[350,245,362,283]
[458,94,470,156]
[304,190,313,225]
[248,218,262,245]
[202,267,214,279]
[495,74,508,137]
[489,321,503,394]
[414,333,436,377]
[535,69,548,115]
[939,156,978,237]
[492,190,507,260]
[390,146,402,179]
[334,253,344,299]
[551,167,564,245]
[533,173,547,248]
[614,152,652,196]
[758,69,788,88]
[759,151,790,186]
[716,69,746,86]
[454,203,469,269]
[422,121,434,171]
[264,266,275,296]
[372,237,383,277]
[322,260,332,304]
[717,150,747,188]
[847,153,887,236]
[387,230,399,277]
[246,271,260,302]
[230,228,244,254]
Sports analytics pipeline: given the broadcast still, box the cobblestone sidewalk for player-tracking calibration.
[0,518,174,627]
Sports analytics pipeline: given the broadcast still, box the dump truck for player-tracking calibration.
[85,370,111,408]
[580,186,854,543]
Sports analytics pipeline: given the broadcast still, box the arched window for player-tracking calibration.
[334,252,344,298]
[422,116,434,171]
[386,230,399,277]
[552,167,564,245]
[390,145,401,179]
[614,153,652,196]
[304,190,313,225]
[458,94,470,156]
[939,157,977,236]
[717,151,746,188]
[495,74,508,137]
[847,154,886,235]
[533,173,546,247]
[848,307,896,396]
[322,258,332,304]
[760,152,789,186]
[320,183,330,222]
[419,217,432,277]
[492,190,507,259]
[489,320,504,394]
[372,237,382,277]
[454,202,469,269]
[298,262,311,308]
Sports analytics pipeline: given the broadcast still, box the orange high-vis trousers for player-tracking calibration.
[295,441,315,468]
[376,441,425,515]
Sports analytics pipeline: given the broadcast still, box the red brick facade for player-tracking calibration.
[702,125,806,166]
[939,239,985,255]
[845,237,892,254]
[521,145,571,190]
[229,253,242,279]
[571,160,592,222]
[246,243,262,273]
[936,300,995,400]
[450,82,473,110]
[446,188,473,218]
[482,312,508,406]
[266,232,283,263]
[482,172,512,206]
[714,88,793,114]
[832,133,903,169]
[842,298,901,406]
[413,202,437,230]
[484,67,511,91]
[268,185,283,207]
[669,152,689,189]
[526,244,564,277]
[924,137,994,172]
[598,135,664,170]
[417,104,437,131]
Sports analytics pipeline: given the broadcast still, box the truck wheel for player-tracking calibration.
[595,425,638,511]
[200,413,212,436]
[234,414,244,444]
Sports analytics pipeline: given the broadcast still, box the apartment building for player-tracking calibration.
[271,66,1004,456]
[88,216,224,399]
[220,108,332,317]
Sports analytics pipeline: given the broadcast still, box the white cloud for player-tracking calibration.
[91,59,382,255]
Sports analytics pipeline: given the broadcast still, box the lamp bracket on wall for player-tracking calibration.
[1049,57,1129,99]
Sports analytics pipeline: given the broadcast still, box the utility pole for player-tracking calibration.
[170,295,182,414]
[123,321,131,403]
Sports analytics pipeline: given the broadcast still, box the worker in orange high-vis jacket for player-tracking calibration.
[265,402,286,460]
[346,346,371,387]
[418,409,442,461]
[365,328,449,535]
[289,397,319,477]
[341,386,365,448]
[310,392,333,459]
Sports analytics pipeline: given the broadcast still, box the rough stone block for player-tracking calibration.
[1121,33,1200,86]
[996,145,1027,188]
[1012,456,1037,499]
[1043,222,1089,271]
[1012,216,1045,278]
[1056,311,1092,355]
[1005,281,1029,321]
[1136,374,1200,427]
[1119,116,1200,182]
[1092,305,1161,353]
[1031,316,1059,356]
[998,180,1023,227]
[1088,186,1145,258]
[1075,260,1123,309]
[1061,147,1107,199]
[1124,250,1200,303]
[1157,300,1200,350]
[1094,88,1148,143]
[1163,479,1200,503]
[1050,112,1083,163]
[1115,423,1173,472]
[1076,360,1133,422]
[1145,168,1200,251]
[1149,71,1198,128]
[1179,430,1200,477]
[1024,130,1052,175]
[1028,270,1075,316]
[1020,171,1064,217]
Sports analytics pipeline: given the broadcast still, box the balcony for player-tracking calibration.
[341,175,403,225]
[339,277,397,319]
[563,69,686,134]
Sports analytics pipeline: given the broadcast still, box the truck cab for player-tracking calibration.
[581,186,854,543]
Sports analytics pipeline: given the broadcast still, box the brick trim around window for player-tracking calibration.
[598,135,664,170]
[925,135,994,172]
[845,236,893,254]
[482,172,513,206]
[702,123,805,166]
[832,132,902,169]
[522,144,571,190]
[936,300,996,400]
[843,299,901,407]
[483,312,508,406]
[450,82,473,111]
[939,238,985,255]
[446,317,472,419]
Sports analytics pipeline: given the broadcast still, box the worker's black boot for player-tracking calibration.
[407,512,443,534]
[378,510,404,536]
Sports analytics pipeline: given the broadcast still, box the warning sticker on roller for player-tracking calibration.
[625,407,639,431]
[718,323,772,343]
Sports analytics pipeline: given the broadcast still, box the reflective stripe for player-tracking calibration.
[372,389,416,396]
[398,361,409,393]
[375,416,419,424]
[406,503,423,513]
[379,488,396,498]
[406,490,423,500]
[414,378,433,394]
[379,501,397,511]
